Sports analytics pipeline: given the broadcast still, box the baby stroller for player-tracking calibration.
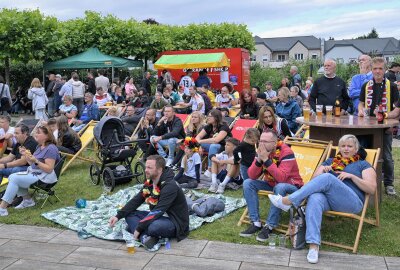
[90,117,146,192]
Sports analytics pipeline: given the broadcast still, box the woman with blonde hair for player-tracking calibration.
[28,78,48,120]
[275,87,301,133]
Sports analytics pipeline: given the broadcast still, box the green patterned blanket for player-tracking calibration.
[42,185,246,242]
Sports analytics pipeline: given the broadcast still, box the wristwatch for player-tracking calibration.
[34,160,39,166]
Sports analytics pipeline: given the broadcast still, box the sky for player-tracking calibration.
[1,0,400,40]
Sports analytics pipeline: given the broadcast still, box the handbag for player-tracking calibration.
[0,84,11,111]
[289,206,306,249]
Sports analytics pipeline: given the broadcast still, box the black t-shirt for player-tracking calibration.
[233,141,256,167]
[359,80,399,116]
[385,70,397,83]
[11,136,38,160]
[203,123,232,145]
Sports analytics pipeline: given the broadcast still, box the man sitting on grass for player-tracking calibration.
[108,155,189,249]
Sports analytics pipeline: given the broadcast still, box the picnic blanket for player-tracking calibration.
[42,185,246,242]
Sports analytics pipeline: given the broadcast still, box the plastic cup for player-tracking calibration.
[268,234,277,248]
[316,105,323,119]
[126,242,136,254]
[303,108,310,121]
[363,108,370,118]
[326,105,333,120]
[279,235,286,247]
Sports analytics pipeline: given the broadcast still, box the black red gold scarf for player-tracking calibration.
[331,153,360,171]
[142,179,161,206]
[262,140,283,184]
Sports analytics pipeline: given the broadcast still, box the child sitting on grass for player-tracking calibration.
[173,137,201,189]
[208,137,240,194]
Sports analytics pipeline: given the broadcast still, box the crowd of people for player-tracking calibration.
[0,55,399,265]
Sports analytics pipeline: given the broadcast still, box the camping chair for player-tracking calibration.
[229,107,241,118]
[30,155,66,208]
[60,120,98,175]
[230,119,258,140]
[322,147,380,253]
[237,137,332,232]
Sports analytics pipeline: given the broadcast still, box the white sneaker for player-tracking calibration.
[0,208,8,216]
[204,170,211,178]
[208,183,218,193]
[166,159,173,167]
[307,248,319,264]
[268,194,291,212]
[15,199,36,209]
[216,184,226,194]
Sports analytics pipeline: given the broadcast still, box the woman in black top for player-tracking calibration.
[257,105,292,140]
[196,109,232,175]
[239,89,258,119]
[56,115,82,154]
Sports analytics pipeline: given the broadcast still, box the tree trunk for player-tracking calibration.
[144,56,148,71]
[4,57,10,86]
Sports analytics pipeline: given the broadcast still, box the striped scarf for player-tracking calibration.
[142,179,161,206]
[331,153,360,171]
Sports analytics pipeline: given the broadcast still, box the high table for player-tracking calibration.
[296,115,399,201]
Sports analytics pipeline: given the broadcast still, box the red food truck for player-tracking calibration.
[156,48,250,93]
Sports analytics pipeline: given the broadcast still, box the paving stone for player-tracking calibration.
[49,230,123,250]
[0,239,9,246]
[4,259,95,270]
[156,239,208,257]
[289,250,387,270]
[0,240,78,263]
[61,246,154,270]
[0,225,63,242]
[200,241,290,266]
[240,261,311,270]
[386,256,400,270]
[0,257,17,270]
[144,254,240,270]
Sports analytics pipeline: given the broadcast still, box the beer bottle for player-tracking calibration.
[334,97,341,117]
[377,104,384,124]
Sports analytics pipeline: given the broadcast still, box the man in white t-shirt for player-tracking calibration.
[179,69,195,96]
[95,70,110,92]
[177,87,205,114]
[0,115,16,157]
[264,81,277,105]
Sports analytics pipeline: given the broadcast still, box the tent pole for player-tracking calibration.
[42,70,45,85]
[112,66,114,80]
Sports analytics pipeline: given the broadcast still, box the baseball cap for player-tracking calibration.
[257,93,267,99]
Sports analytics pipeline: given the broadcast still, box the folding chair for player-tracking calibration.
[30,155,66,208]
[322,147,380,253]
[60,120,98,175]
[230,119,258,140]
[237,137,332,232]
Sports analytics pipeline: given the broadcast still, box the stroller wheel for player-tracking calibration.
[134,161,146,184]
[103,167,115,192]
[90,163,101,185]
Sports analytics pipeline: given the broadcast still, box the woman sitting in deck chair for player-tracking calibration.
[269,134,376,264]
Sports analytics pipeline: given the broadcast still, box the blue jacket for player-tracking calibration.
[80,103,99,124]
[276,99,301,133]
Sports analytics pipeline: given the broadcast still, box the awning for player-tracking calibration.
[154,52,230,69]
[44,47,143,70]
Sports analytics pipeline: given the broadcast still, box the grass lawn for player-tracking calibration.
[0,148,399,257]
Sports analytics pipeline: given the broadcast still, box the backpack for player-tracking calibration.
[289,206,306,249]
[200,92,212,114]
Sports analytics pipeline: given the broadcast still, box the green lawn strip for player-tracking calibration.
[0,148,399,257]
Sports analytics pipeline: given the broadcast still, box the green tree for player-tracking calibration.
[0,8,60,84]
[356,27,379,39]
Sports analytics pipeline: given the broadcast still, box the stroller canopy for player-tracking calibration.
[94,117,126,147]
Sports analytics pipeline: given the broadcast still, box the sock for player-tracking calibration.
[221,175,231,186]
[254,221,262,228]
[211,173,217,185]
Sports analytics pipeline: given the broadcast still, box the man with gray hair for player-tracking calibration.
[309,59,349,114]
[290,65,301,88]
[349,55,373,115]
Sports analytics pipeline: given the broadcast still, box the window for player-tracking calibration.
[250,54,256,61]
[277,54,286,61]
[262,54,268,62]
[311,54,318,59]
[295,53,304,60]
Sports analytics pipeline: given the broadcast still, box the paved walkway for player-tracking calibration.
[0,224,398,270]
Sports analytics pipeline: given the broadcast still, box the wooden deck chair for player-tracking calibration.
[229,107,241,118]
[230,119,258,140]
[129,117,144,141]
[176,114,190,127]
[294,124,309,139]
[322,147,380,253]
[0,178,8,187]
[237,137,332,231]
[60,120,97,175]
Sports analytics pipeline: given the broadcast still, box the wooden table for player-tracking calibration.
[297,115,399,201]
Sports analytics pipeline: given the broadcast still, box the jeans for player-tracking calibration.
[73,98,84,117]
[0,166,29,185]
[243,179,298,228]
[383,133,394,186]
[72,124,85,133]
[200,143,221,168]
[1,172,39,204]
[11,102,21,114]
[240,164,249,181]
[125,210,176,239]
[151,136,178,160]
[288,173,363,245]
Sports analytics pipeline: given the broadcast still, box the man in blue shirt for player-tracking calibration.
[72,92,99,132]
[349,55,372,115]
